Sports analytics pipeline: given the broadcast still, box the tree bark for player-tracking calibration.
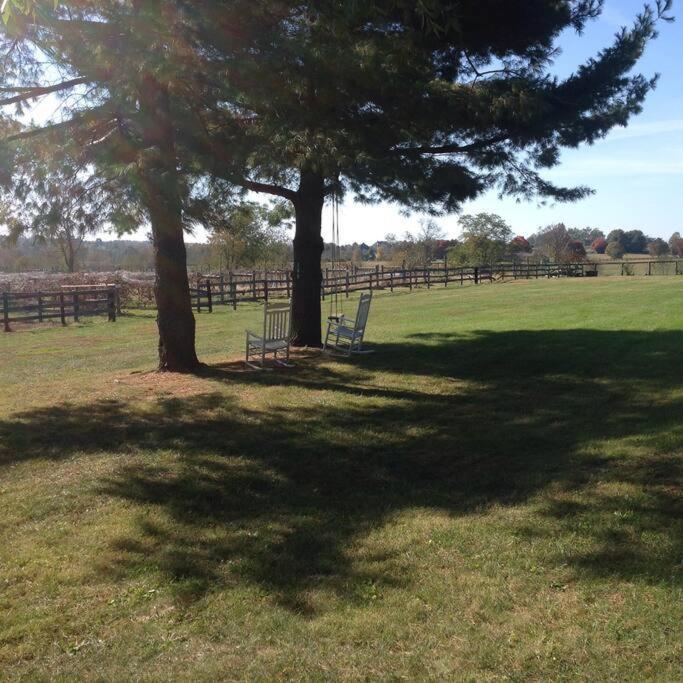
[138,77,199,372]
[291,169,325,347]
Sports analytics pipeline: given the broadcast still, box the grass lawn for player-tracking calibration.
[1,277,681,680]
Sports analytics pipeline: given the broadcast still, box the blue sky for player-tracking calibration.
[325,0,683,245]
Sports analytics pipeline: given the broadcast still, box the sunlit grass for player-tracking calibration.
[1,277,681,679]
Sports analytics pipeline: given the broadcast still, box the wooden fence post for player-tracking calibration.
[2,292,9,332]
[231,279,237,310]
[108,288,117,322]
[252,270,257,300]
[73,293,80,322]
[390,272,394,292]
[427,269,431,289]
[621,262,625,276]
[345,271,350,298]
[444,267,448,287]
[59,293,66,325]
[37,294,43,323]
[648,261,652,276]
[474,267,479,285]
[206,280,213,312]
[264,278,269,302]
[219,275,225,304]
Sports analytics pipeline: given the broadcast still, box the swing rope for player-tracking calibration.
[329,193,341,320]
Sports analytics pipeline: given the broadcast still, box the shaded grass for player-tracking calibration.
[0,277,682,680]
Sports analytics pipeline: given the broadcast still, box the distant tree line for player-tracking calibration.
[0,236,292,274]
[4,212,681,275]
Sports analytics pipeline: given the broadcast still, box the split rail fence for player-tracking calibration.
[188,259,683,313]
[2,285,118,332]
[3,259,682,330]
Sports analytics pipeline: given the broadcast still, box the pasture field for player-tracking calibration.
[1,277,681,680]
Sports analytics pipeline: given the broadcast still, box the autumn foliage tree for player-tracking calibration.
[510,236,532,254]
[566,239,587,261]
[591,237,608,254]
[647,238,669,256]
[668,232,683,256]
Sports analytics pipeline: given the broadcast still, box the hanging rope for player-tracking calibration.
[328,192,341,320]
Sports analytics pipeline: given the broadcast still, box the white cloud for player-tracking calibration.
[551,156,683,177]
[603,119,683,142]
[600,5,631,30]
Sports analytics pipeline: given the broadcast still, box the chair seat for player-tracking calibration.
[330,324,359,339]
[248,336,289,351]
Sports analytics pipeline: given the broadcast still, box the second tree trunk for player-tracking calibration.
[291,170,325,347]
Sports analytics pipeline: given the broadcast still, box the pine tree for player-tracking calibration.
[0,1,271,370]
[198,0,672,345]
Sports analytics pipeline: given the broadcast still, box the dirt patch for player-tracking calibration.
[112,349,323,399]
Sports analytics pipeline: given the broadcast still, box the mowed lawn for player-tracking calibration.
[1,277,681,680]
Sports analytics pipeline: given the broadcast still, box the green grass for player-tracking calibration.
[1,277,682,680]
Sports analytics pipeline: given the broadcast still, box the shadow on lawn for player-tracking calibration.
[0,328,681,611]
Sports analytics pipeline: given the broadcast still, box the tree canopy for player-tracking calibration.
[1,146,140,272]
[449,212,513,265]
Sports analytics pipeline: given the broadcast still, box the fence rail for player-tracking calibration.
[2,286,117,332]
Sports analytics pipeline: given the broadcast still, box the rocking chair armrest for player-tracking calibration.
[246,329,262,341]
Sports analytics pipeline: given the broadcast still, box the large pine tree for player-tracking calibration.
[194,0,671,346]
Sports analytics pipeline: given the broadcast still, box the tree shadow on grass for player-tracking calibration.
[0,329,681,612]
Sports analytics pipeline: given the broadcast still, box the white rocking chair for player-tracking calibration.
[323,292,373,356]
[245,300,294,369]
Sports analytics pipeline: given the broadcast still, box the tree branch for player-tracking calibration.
[0,77,90,107]
[240,178,297,202]
[2,119,76,143]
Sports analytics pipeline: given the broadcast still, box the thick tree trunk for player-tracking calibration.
[291,169,325,347]
[139,77,199,372]
[146,183,199,372]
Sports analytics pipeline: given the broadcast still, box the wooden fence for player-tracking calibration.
[187,259,683,312]
[2,285,118,332]
[4,259,682,328]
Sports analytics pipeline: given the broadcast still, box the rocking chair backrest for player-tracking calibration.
[355,293,372,333]
[263,301,292,341]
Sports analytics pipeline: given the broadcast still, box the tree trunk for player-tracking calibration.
[139,77,199,372]
[291,169,325,347]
